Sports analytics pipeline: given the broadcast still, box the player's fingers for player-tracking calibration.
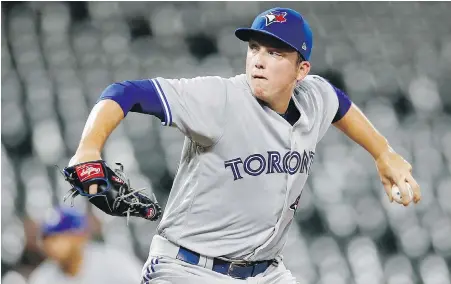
[382,179,393,203]
[89,184,98,195]
[406,174,421,204]
[395,177,411,206]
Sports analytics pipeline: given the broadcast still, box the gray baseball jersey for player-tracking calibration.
[28,242,143,284]
[151,74,338,261]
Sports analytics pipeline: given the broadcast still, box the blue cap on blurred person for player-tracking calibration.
[41,206,87,237]
[235,7,313,61]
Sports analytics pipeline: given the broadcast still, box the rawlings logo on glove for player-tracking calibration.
[76,163,104,181]
[59,160,162,224]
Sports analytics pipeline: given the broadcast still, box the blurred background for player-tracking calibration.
[1,1,451,284]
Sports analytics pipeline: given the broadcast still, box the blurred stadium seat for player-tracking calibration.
[1,1,450,283]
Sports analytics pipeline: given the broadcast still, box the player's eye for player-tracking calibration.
[249,43,259,50]
[269,51,282,57]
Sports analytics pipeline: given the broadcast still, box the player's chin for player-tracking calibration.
[253,88,272,102]
[253,88,265,99]
[251,83,266,97]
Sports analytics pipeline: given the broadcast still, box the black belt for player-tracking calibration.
[176,246,273,279]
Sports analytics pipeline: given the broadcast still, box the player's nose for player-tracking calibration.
[255,61,264,69]
[254,54,266,69]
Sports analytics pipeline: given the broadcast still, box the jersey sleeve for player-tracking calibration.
[153,76,228,146]
[310,75,340,142]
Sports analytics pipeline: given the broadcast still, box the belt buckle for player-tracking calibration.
[227,260,252,279]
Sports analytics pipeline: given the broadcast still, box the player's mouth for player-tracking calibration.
[252,75,267,80]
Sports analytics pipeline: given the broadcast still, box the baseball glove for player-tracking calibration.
[59,160,162,223]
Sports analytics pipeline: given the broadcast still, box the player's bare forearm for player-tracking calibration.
[333,103,421,204]
[69,99,124,165]
[332,103,389,160]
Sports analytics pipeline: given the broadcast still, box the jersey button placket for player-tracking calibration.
[284,128,296,210]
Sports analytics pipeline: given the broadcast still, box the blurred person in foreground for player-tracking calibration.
[28,206,143,284]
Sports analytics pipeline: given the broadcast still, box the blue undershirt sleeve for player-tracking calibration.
[97,79,165,122]
[330,84,352,123]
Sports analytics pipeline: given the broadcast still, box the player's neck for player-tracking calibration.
[268,89,294,115]
[61,248,84,277]
[271,99,290,115]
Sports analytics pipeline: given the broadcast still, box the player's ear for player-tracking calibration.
[296,61,310,81]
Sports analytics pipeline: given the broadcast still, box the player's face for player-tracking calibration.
[42,234,83,263]
[246,35,310,109]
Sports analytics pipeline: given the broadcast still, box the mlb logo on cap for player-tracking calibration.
[235,7,313,61]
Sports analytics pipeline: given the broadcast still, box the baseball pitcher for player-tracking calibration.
[62,7,421,284]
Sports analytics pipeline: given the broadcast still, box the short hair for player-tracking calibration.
[296,52,305,66]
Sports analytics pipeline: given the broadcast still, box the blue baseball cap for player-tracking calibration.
[235,7,313,61]
[41,207,87,237]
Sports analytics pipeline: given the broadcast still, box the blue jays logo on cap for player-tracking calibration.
[262,11,287,26]
[235,7,313,61]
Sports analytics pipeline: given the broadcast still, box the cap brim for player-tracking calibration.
[235,28,300,55]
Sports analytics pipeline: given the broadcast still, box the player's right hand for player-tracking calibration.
[375,148,421,206]
[68,149,102,195]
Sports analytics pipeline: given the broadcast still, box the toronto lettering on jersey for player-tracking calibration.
[224,150,315,180]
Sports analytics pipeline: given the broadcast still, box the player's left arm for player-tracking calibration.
[331,90,421,206]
